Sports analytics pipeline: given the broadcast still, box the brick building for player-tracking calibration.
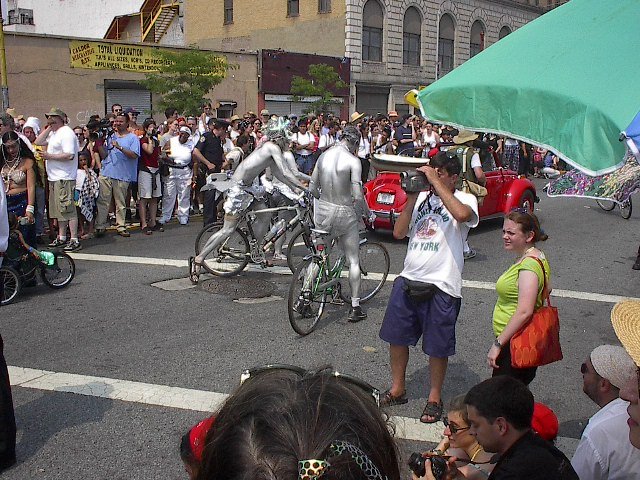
[185,0,543,116]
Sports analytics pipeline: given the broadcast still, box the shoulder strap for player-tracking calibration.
[527,256,551,305]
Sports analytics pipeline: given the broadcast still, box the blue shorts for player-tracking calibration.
[379,276,461,357]
[295,153,315,175]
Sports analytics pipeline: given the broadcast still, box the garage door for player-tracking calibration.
[356,85,390,117]
[104,80,152,118]
[265,100,341,118]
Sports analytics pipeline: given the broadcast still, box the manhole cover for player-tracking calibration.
[201,276,275,299]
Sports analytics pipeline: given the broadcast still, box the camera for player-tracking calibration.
[401,170,430,193]
[408,452,447,480]
[87,117,114,141]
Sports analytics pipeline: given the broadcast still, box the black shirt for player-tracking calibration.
[196,132,224,173]
[489,431,578,480]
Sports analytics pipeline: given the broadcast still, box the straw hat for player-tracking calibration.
[611,300,640,366]
[453,129,479,144]
[350,111,365,123]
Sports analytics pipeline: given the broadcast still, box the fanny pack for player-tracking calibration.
[402,279,439,303]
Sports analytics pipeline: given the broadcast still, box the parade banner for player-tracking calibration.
[69,40,172,72]
[547,153,640,204]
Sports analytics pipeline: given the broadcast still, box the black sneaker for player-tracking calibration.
[348,306,367,323]
[48,238,66,248]
[63,239,82,252]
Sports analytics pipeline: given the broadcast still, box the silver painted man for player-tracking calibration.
[307,125,374,321]
[189,117,305,280]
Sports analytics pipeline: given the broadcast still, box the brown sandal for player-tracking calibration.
[380,389,408,407]
[420,400,443,424]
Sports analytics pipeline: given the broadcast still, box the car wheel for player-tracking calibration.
[519,190,535,214]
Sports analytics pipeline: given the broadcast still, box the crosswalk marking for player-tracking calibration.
[70,252,638,304]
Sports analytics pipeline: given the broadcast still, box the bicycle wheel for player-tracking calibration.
[620,198,632,219]
[286,227,314,273]
[287,258,327,336]
[596,199,615,211]
[0,266,21,305]
[340,241,390,303]
[195,222,250,276]
[40,252,75,289]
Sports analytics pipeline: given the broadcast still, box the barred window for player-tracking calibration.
[318,0,331,13]
[437,14,455,76]
[470,20,485,58]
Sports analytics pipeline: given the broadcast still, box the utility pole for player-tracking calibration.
[0,2,9,110]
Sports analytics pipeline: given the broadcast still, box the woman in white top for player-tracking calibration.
[422,122,441,153]
[357,123,373,184]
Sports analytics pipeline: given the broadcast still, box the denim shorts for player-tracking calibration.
[379,276,461,357]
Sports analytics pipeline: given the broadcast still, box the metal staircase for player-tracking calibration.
[140,0,180,43]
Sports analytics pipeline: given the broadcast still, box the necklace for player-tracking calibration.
[469,443,483,462]
[517,245,536,263]
[1,151,22,192]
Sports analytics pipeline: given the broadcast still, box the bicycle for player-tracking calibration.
[193,192,314,277]
[1,244,75,306]
[287,229,390,336]
[596,197,633,219]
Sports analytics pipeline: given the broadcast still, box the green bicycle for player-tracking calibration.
[287,230,390,336]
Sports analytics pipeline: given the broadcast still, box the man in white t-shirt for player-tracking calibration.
[379,151,479,424]
[317,121,339,153]
[572,345,640,480]
[34,108,81,251]
[292,119,316,174]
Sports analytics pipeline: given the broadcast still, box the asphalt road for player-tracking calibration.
[2,178,639,479]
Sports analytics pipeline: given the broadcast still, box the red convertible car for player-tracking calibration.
[364,154,538,230]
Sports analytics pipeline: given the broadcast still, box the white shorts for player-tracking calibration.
[138,168,162,198]
[223,184,254,216]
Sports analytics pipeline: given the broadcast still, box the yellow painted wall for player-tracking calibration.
[186,0,346,56]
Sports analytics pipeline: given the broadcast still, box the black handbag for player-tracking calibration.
[402,279,439,303]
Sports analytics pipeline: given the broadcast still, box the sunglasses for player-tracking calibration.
[443,416,470,434]
[240,364,380,406]
[580,362,588,374]
[511,207,530,215]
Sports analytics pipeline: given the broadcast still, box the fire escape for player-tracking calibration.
[140,0,181,43]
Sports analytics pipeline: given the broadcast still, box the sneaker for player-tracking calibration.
[48,238,67,248]
[463,249,477,260]
[272,253,287,261]
[348,306,367,323]
[117,229,131,237]
[63,239,82,252]
[151,223,164,232]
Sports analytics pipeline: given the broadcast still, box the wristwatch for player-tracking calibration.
[493,338,502,348]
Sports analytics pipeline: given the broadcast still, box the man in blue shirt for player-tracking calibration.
[95,114,140,237]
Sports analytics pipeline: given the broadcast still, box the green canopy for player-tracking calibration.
[416,0,640,176]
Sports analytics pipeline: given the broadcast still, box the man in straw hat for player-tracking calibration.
[34,107,81,251]
[572,344,640,479]
[611,301,640,450]
[349,111,365,124]
[447,129,487,260]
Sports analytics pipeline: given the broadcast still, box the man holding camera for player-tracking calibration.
[379,151,479,424]
[95,114,140,237]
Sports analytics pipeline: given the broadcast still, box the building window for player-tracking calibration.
[403,7,421,66]
[287,0,300,17]
[437,14,455,77]
[362,0,383,62]
[470,20,485,58]
[7,8,34,25]
[318,0,331,13]
[224,0,233,24]
[498,25,512,39]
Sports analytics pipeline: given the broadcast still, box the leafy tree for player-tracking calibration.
[290,63,347,115]
[141,46,236,115]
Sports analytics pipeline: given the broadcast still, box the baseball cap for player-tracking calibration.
[179,126,191,134]
[124,107,140,115]
[261,109,270,116]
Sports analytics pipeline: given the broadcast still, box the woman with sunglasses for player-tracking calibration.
[423,395,494,479]
[488,209,550,385]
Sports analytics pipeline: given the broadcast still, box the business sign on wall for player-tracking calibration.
[69,40,171,72]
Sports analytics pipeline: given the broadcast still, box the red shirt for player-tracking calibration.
[139,136,160,169]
